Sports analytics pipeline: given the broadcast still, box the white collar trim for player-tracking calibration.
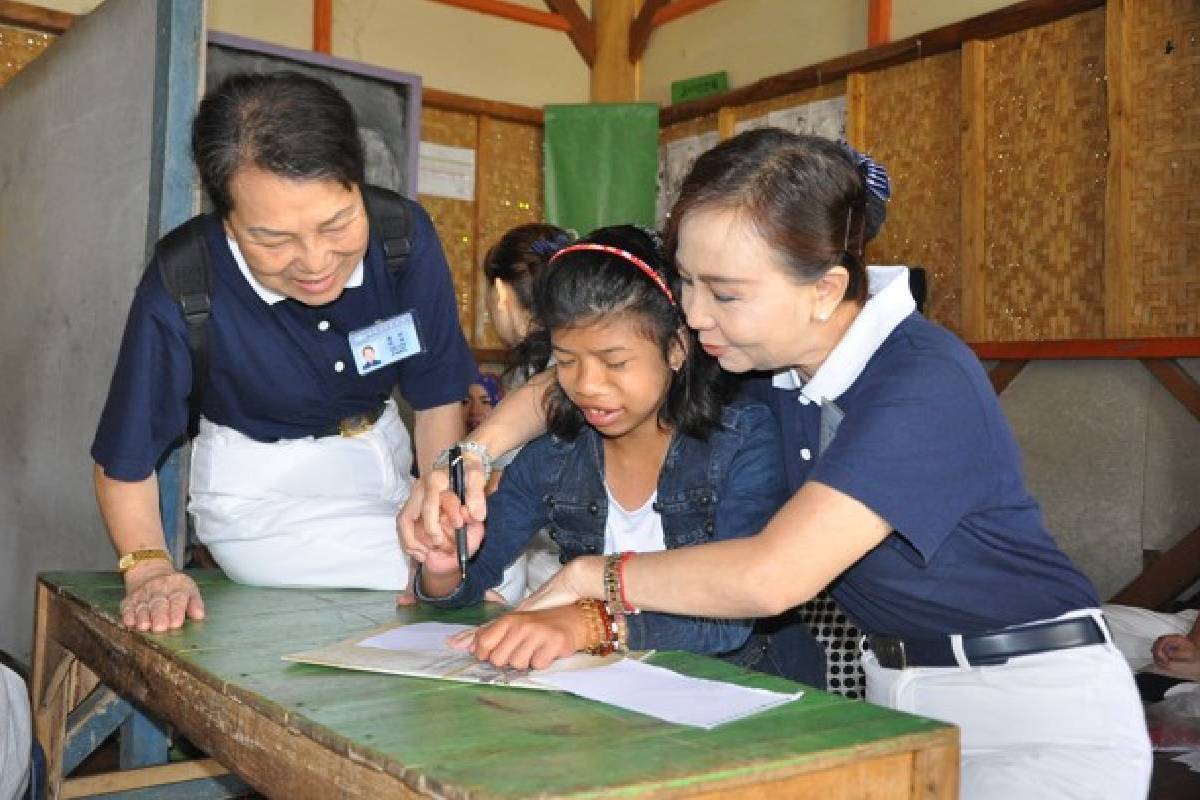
[226,236,364,305]
[771,266,915,402]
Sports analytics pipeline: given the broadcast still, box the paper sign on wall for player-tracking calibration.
[418,142,476,201]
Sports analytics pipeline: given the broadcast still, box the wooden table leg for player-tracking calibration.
[32,580,74,800]
[910,735,960,799]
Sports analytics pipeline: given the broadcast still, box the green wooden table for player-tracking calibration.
[33,571,958,799]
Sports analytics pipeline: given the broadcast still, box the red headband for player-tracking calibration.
[550,243,677,306]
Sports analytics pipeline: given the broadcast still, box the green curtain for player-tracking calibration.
[543,103,659,235]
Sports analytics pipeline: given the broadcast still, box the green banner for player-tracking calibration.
[543,103,659,235]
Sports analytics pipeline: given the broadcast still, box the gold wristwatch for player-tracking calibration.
[118,549,171,573]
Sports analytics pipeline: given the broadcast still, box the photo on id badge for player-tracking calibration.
[350,311,423,375]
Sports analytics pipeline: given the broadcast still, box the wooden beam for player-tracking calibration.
[313,0,332,54]
[845,72,867,151]
[970,338,1200,360]
[1143,359,1200,423]
[660,0,1105,125]
[544,0,595,66]
[629,0,670,62]
[591,0,638,102]
[652,0,726,27]
[868,0,892,47]
[960,40,987,342]
[61,759,229,799]
[1103,0,1132,337]
[426,0,571,32]
[987,360,1027,394]
[424,87,543,126]
[0,0,74,34]
[1110,524,1200,608]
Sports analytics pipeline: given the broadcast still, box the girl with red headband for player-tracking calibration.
[403,225,824,682]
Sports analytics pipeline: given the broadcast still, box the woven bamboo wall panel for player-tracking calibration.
[474,118,543,348]
[419,107,478,341]
[862,52,963,334]
[983,9,1108,341]
[0,24,54,88]
[1125,0,1200,335]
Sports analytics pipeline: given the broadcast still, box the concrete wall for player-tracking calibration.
[0,0,197,662]
[999,359,1200,600]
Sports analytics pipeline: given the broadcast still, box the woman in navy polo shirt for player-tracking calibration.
[405,130,1151,798]
[92,72,475,633]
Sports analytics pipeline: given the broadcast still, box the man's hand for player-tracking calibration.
[119,561,204,632]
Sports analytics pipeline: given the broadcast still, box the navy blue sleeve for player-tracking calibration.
[90,262,192,481]
[392,201,477,410]
[809,354,996,562]
[417,436,553,609]
[626,403,788,654]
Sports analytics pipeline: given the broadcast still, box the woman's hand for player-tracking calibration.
[516,556,604,612]
[119,561,204,632]
[449,604,589,670]
[1152,633,1200,680]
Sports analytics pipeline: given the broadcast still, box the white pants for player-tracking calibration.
[1,665,31,800]
[189,403,413,590]
[863,610,1151,800]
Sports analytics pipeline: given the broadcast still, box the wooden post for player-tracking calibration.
[868,0,892,47]
[313,0,332,54]
[471,115,494,344]
[591,0,638,102]
[1103,0,1131,337]
[960,40,988,342]
[845,72,868,151]
[717,107,737,141]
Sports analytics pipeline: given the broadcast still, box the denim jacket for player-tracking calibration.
[418,400,788,655]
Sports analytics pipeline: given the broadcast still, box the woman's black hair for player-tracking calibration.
[192,71,365,219]
[533,225,733,440]
[665,128,886,305]
[482,223,573,374]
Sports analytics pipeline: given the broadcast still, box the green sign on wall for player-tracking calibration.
[671,71,729,104]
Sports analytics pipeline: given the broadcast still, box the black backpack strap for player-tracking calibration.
[361,184,413,278]
[156,216,212,433]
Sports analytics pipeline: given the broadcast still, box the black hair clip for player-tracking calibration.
[531,232,575,259]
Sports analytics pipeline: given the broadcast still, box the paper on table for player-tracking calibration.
[532,659,803,729]
[358,622,472,652]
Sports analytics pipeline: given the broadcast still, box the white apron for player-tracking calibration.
[189,401,412,590]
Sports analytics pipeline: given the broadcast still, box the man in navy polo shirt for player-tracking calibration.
[92,72,475,633]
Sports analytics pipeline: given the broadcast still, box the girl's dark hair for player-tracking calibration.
[483,223,573,374]
[533,225,733,440]
[192,71,365,219]
[665,128,878,304]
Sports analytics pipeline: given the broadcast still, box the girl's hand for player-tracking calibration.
[517,556,604,612]
[119,561,205,632]
[449,605,589,670]
[1152,633,1200,679]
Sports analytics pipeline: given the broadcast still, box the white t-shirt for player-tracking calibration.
[603,485,666,554]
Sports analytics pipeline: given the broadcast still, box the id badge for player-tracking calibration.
[349,311,423,375]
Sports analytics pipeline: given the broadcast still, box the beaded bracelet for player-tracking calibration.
[576,599,614,656]
[603,552,640,616]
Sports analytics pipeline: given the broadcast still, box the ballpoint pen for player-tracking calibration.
[448,445,469,581]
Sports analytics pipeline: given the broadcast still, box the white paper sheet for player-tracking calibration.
[532,659,803,729]
[357,622,472,652]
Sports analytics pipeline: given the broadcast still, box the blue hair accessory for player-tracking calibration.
[530,231,575,259]
[848,147,891,204]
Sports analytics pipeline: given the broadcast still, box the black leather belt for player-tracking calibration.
[315,401,387,438]
[869,616,1107,669]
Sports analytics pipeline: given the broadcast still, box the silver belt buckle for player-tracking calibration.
[873,637,907,670]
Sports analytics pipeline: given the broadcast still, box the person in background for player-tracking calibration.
[463,371,502,431]
[403,130,1151,798]
[93,72,474,632]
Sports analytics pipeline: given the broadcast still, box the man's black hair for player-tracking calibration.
[192,71,365,219]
